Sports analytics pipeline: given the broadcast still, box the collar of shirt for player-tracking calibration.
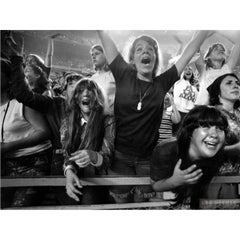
[81,117,87,126]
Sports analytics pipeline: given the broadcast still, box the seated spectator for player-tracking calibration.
[1,56,52,208]
[151,106,228,209]
[62,79,115,205]
[207,73,240,198]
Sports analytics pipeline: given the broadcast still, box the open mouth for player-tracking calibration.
[141,57,151,65]
[204,141,218,149]
[82,98,90,106]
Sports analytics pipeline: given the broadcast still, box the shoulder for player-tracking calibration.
[153,138,178,157]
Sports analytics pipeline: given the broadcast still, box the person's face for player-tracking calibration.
[77,87,95,116]
[209,44,226,61]
[24,65,39,87]
[133,40,156,77]
[219,76,240,103]
[91,48,106,69]
[183,66,193,80]
[189,125,225,160]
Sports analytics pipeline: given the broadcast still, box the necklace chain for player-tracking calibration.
[137,80,152,111]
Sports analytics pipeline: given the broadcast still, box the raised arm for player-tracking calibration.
[224,32,240,70]
[45,37,54,68]
[175,31,212,76]
[9,55,57,113]
[97,30,119,64]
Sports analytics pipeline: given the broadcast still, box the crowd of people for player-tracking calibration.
[1,30,240,209]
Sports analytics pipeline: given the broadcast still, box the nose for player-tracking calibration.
[208,126,219,137]
[82,89,89,95]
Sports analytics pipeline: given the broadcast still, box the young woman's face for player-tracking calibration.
[24,65,39,87]
[91,48,106,69]
[219,76,240,103]
[77,87,95,116]
[189,125,225,160]
[209,44,226,61]
[183,66,193,80]
[133,40,156,77]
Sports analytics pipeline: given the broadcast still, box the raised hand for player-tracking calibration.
[170,159,203,187]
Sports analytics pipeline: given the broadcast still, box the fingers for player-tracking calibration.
[69,150,91,167]
[184,169,203,184]
[66,184,82,202]
[66,176,82,201]
[183,164,198,174]
[174,159,182,170]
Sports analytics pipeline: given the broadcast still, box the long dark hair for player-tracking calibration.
[62,78,105,156]
[175,106,228,208]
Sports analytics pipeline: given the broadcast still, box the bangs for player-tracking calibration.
[77,79,98,91]
[188,106,228,130]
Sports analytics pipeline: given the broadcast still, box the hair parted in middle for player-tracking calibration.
[62,78,105,156]
[127,35,162,77]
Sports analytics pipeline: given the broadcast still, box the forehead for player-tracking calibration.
[184,66,192,71]
[135,39,154,48]
[221,75,239,83]
[91,48,102,54]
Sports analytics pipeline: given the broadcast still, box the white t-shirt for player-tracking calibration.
[195,64,231,105]
[173,79,198,113]
[90,71,116,115]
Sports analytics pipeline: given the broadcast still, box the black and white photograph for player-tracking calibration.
[1,1,240,240]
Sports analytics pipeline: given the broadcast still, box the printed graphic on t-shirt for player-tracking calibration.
[179,85,196,103]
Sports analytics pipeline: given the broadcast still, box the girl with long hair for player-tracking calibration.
[62,79,115,204]
[207,73,240,198]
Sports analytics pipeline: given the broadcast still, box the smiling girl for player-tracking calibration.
[151,106,228,209]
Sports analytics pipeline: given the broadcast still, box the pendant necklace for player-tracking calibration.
[137,79,152,111]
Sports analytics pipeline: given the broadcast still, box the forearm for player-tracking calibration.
[45,38,54,67]
[224,142,240,157]
[2,130,51,153]
[97,30,119,64]
[171,105,181,124]
[175,30,210,75]
[152,176,177,192]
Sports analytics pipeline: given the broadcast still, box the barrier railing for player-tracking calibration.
[1,175,240,209]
